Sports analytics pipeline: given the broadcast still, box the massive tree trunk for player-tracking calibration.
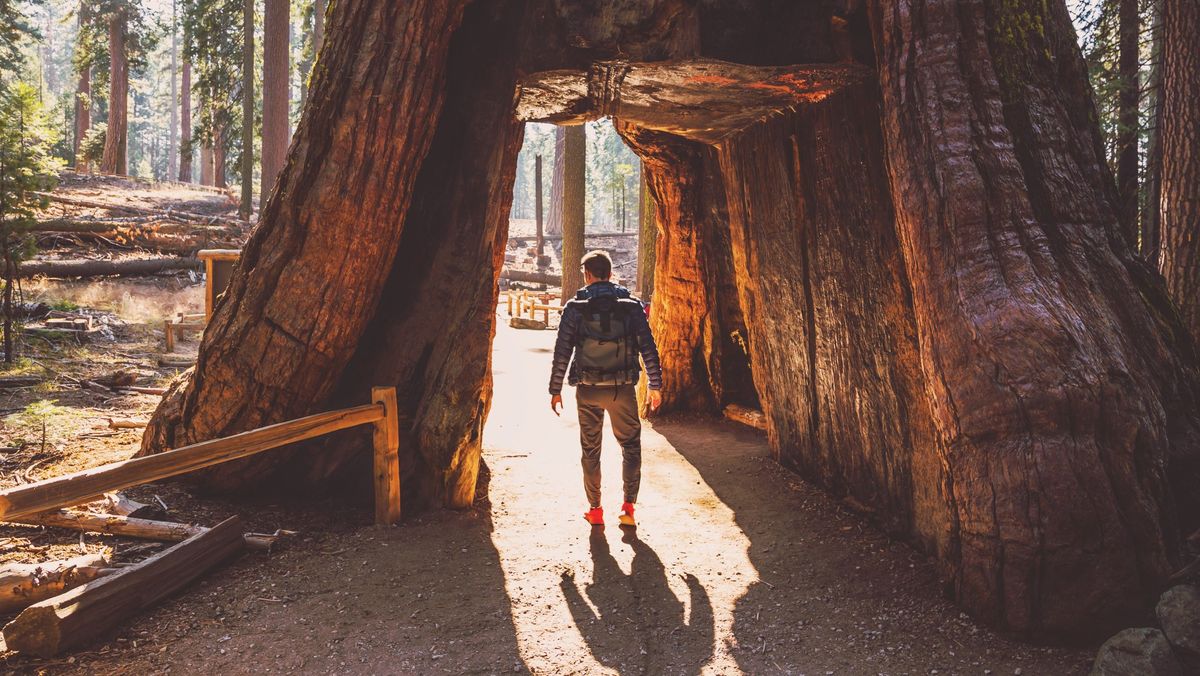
[141,0,1200,641]
[1159,0,1200,341]
[558,124,586,299]
[868,0,1200,637]
[617,125,721,414]
[141,0,478,497]
[261,0,290,198]
[545,126,565,236]
[100,8,128,176]
[179,57,193,182]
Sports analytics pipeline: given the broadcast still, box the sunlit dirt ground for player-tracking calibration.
[2,307,1092,674]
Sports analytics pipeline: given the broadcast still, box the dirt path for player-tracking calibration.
[12,319,1091,674]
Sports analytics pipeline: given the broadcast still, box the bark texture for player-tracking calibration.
[868,0,1200,637]
[100,9,128,176]
[139,0,1200,639]
[261,0,291,199]
[1159,0,1200,341]
[141,0,473,490]
[558,124,586,299]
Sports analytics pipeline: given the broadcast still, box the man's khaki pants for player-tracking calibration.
[576,384,641,508]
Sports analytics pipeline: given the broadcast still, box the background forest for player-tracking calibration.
[0,0,1183,241]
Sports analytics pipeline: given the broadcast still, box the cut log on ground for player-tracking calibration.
[501,269,561,285]
[723,404,767,431]
[0,554,111,615]
[19,258,202,279]
[31,192,243,227]
[106,418,148,430]
[0,376,45,389]
[1,516,244,657]
[9,509,286,552]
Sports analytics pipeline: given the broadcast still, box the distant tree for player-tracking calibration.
[178,21,192,182]
[560,124,585,299]
[239,0,252,219]
[0,83,61,363]
[261,0,289,199]
[73,0,92,171]
[93,0,154,176]
[184,0,243,189]
[1158,0,1200,340]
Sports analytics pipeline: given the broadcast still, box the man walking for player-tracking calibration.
[550,250,663,527]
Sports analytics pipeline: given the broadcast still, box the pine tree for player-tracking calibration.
[0,84,61,362]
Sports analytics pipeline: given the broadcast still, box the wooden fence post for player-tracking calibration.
[371,386,401,525]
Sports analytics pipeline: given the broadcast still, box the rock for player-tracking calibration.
[1157,585,1200,666]
[509,317,547,331]
[1090,628,1183,676]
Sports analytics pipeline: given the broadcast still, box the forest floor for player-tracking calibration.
[0,305,1093,675]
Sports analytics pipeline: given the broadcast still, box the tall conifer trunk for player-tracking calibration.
[100,7,128,175]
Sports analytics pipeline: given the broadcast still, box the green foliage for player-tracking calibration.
[0,81,62,242]
[0,0,45,76]
[80,122,107,163]
[183,0,247,181]
[48,298,79,312]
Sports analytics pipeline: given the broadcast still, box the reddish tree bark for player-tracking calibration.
[200,143,214,186]
[1159,0,1200,341]
[868,0,1200,636]
[100,8,128,176]
[261,0,291,198]
[142,0,474,493]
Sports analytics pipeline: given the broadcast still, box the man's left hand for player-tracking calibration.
[648,389,662,412]
[551,393,563,416]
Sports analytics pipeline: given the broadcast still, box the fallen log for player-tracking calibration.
[501,268,561,285]
[2,516,244,657]
[0,375,45,389]
[723,403,768,431]
[10,509,290,552]
[107,418,148,430]
[31,192,244,227]
[19,257,202,279]
[0,554,111,615]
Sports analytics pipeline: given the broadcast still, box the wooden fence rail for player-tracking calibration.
[0,387,402,525]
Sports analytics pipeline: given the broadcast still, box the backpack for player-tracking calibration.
[574,294,642,386]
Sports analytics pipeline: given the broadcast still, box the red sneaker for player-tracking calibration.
[584,507,604,525]
[618,502,636,527]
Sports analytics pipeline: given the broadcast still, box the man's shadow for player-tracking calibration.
[560,527,714,675]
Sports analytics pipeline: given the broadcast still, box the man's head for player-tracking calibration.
[581,250,613,284]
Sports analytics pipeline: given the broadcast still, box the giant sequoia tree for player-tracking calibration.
[142,0,1200,640]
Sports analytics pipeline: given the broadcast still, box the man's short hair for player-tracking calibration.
[581,250,612,280]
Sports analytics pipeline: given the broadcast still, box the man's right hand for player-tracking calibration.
[551,393,563,416]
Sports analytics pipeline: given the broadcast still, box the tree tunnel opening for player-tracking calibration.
[137,0,1200,641]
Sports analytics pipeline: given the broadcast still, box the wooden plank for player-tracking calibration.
[0,554,111,615]
[0,405,384,521]
[372,386,401,525]
[2,516,245,657]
